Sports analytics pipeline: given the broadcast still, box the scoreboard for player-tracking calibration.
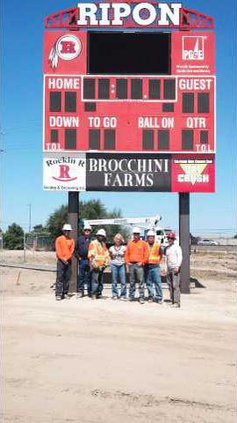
[43,2,215,192]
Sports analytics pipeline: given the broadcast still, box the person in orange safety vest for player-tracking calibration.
[88,229,110,299]
[144,230,163,304]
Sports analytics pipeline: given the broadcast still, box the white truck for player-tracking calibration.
[85,215,176,247]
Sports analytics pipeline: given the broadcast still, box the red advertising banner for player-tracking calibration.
[171,155,215,192]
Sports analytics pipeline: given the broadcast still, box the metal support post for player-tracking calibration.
[179,193,190,293]
[68,192,79,293]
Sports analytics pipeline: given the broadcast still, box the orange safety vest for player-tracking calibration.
[88,239,110,267]
[147,242,162,264]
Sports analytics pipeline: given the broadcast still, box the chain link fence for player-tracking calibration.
[25,233,53,252]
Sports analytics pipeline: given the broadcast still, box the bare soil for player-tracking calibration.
[1,249,236,423]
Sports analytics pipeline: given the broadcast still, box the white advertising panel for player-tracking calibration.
[43,153,86,191]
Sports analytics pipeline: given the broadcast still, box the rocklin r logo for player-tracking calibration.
[182,36,206,61]
[49,35,82,69]
[53,165,77,182]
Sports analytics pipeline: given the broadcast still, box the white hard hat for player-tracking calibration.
[147,230,155,237]
[132,227,141,234]
[96,229,106,237]
[83,223,92,231]
[62,224,72,231]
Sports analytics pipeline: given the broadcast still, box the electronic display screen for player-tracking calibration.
[88,32,171,75]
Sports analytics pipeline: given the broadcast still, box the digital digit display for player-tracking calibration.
[88,32,171,75]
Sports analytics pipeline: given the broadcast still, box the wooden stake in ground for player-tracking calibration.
[16,271,21,285]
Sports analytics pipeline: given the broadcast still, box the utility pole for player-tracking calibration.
[28,203,32,232]
[179,193,190,293]
[68,192,79,292]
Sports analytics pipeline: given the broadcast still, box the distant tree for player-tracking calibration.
[46,200,129,242]
[80,199,107,220]
[3,223,24,250]
[31,224,49,235]
[47,205,68,240]
[234,234,237,239]
[32,224,44,232]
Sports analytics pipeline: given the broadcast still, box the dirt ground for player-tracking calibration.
[1,249,236,423]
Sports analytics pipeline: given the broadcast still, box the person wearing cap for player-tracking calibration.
[165,232,183,308]
[55,224,75,301]
[125,227,149,304]
[74,223,92,298]
[88,229,110,299]
[109,233,127,300]
[144,230,163,304]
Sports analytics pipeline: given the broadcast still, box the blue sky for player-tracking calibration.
[1,0,236,235]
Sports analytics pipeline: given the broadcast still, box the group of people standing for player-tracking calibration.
[55,224,183,308]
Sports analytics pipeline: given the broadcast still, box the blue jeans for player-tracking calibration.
[110,264,126,298]
[77,259,91,295]
[129,264,144,299]
[144,264,163,301]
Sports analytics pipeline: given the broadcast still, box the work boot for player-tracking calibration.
[170,302,180,308]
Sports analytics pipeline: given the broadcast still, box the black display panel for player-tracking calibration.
[88,32,170,75]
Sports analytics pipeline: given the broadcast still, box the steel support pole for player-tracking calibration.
[179,193,190,293]
[68,192,79,293]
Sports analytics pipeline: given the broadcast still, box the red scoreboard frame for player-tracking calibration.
[43,2,215,193]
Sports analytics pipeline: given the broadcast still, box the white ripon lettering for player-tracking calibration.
[77,2,182,27]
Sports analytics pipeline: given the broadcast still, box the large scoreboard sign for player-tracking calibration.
[43,2,215,192]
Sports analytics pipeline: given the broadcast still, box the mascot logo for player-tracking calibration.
[49,35,81,69]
